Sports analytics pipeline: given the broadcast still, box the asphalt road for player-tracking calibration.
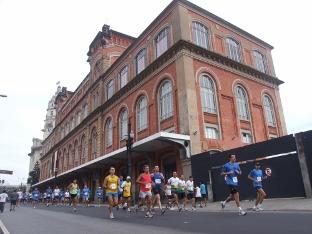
[0,204,311,234]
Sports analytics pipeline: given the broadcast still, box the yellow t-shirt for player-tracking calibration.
[122,181,131,197]
[106,175,119,193]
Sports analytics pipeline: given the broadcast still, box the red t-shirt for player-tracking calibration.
[140,173,152,192]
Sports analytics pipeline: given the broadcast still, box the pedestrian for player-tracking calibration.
[151,165,166,215]
[168,172,182,211]
[248,162,267,211]
[177,175,187,211]
[200,182,208,207]
[194,183,202,208]
[117,175,124,209]
[46,186,53,207]
[185,176,196,211]
[164,181,173,209]
[53,186,61,206]
[121,176,132,212]
[136,164,153,218]
[96,187,103,206]
[64,189,70,206]
[68,179,79,212]
[31,188,40,208]
[0,190,8,213]
[103,166,119,219]
[82,185,90,207]
[17,189,23,207]
[220,154,247,216]
[9,190,18,211]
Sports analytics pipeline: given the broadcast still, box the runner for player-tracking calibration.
[68,179,79,212]
[194,183,202,208]
[185,176,196,211]
[168,172,182,211]
[177,175,187,211]
[151,165,165,215]
[53,186,61,206]
[17,189,23,207]
[9,190,18,211]
[96,186,103,206]
[248,162,267,211]
[0,190,8,213]
[200,181,208,207]
[82,185,91,207]
[64,189,70,206]
[136,164,153,218]
[117,175,124,209]
[164,181,174,209]
[46,186,53,207]
[103,166,119,219]
[220,154,247,216]
[31,188,40,208]
[121,176,132,212]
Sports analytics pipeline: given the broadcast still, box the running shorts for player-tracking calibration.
[228,185,238,194]
[139,191,152,199]
[187,192,194,200]
[106,192,118,198]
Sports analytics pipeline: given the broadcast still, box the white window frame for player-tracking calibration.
[226,38,241,62]
[235,86,250,121]
[106,80,114,100]
[105,118,113,147]
[241,130,253,144]
[204,124,219,139]
[159,80,173,121]
[119,66,128,89]
[263,95,276,127]
[253,50,266,73]
[137,96,148,132]
[155,27,169,58]
[136,49,146,74]
[119,109,128,140]
[200,75,217,113]
[192,21,210,49]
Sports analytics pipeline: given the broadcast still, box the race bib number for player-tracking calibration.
[256,177,262,182]
[145,183,151,189]
[34,194,38,197]
[110,184,117,190]
[155,179,161,184]
[232,177,238,183]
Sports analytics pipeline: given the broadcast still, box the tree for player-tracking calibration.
[28,161,40,185]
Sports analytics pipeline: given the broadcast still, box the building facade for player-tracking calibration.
[28,138,43,172]
[36,0,286,195]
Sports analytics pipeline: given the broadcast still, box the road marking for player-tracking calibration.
[0,219,10,234]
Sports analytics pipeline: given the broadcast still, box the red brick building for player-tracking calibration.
[36,0,286,195]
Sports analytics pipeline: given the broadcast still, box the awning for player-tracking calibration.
[33,132,190,187]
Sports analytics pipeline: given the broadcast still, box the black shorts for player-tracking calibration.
[70,194,77,199]
[54,196,59,200]
[152,187,161,195]
[178,192,185,200]
[10,200,17,205]
[201,194,208,199]
[187,192,194,200]
[228,185,238,194]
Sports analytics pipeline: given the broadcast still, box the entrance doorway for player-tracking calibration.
[162,155,177,180]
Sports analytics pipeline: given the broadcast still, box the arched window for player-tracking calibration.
[159,81,173,120]
[63,149,67,170]
[74,141,79,167]
[119,109,128,140]
[105,118,113,147]
[136,49,146,74]
[70,117,75,131]
[263,95,276,126]
[226,38,241,62]
[81,135,87,164]
[91,128,98,159]
[235,86,250,120]
[106,80,114,100]
[192,22,210,49]
[68,145,73,168]
[253,50,266,73]
[155,27,169,58]
[119,66,128,89]
[200,75,217,113]
[83,104,88,118]
[137,96,148,131]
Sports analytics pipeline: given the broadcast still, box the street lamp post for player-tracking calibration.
[125,121,135,204]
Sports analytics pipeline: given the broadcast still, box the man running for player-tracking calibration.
[53,186,61,206]
[168,172,182,211]
[82,185,91,207]
[248,162,267,211]
[68,179,79,212]
[200,181,208,207]
[17,189,23,207]
[31,188,40,208]
[136,164,153,218]
[103,166,119,219]
[46,186,53,207]
[185,176,196,211]
[151,165,165,215]
[96,187,103,206]
[177,175,187,211]
[117,175,124,209]
[0,190,8,213]
[220,154,247,216]
[121,176,132,212]
[64,189,70,206]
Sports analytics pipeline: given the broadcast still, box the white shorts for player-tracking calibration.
[139,191,152,199]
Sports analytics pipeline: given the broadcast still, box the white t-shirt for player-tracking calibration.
[165,185,171,196]
[65,192,70,198]
[54,189,60,196]
[0,193,8,202]
[186,180,194,192]
[168,177,180,189]
[17,191,23,199]
[195,186,201,198]
[178,180,186,191]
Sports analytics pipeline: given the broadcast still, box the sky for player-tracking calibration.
[0,0,311,185]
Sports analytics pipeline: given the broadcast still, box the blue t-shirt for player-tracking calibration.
[46,189,52,197]
[32,191,40,200]
[118,180,123,194]
[96,189,103,197]
[222,162,241,186]
[151,172,164,189]
[59,191,64,198]
[82,188,90,197]
[200,184,206,195]
[249,169,263,187]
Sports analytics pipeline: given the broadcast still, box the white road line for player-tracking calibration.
[0,219,10,234]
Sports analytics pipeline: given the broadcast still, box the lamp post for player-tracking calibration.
[125,120,134,203]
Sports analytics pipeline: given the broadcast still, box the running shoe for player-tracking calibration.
[160,209,166,215]
[221,201,225,209]
[238,210,247,216]
[145,212,153,218]
[127,208,131,212]
[110,213,115,219]
[178,207,183,212]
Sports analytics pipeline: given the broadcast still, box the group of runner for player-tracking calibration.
[17,153,267,218]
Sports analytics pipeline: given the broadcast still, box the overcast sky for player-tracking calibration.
[0,0,311,185]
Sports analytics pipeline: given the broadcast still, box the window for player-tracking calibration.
[106,80,114,100]
[241,131,253,144]
[76,111,81,126]
[235,86,250,121]
[159,81,173,120]
[92,93,98,110]
[136,49,146,74]
[137,96,148,131]
[105,118,113,147]
[269,134,277,139]
[192,22,210,49]
[155,27,169,58]
[91,129,97,158]
[119,66,128,89]
[81,135,86,162]
[61,127,64,138]
[74,142,79,166]
[200,75,217,113]
[119,109,128,140]
[226,38,241,62]
[263,95,276,126]
[253,51,266,73]
[83,104,88,118]
[205,126,219,139]
[65,122,69,134]
[70,117,74,131]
